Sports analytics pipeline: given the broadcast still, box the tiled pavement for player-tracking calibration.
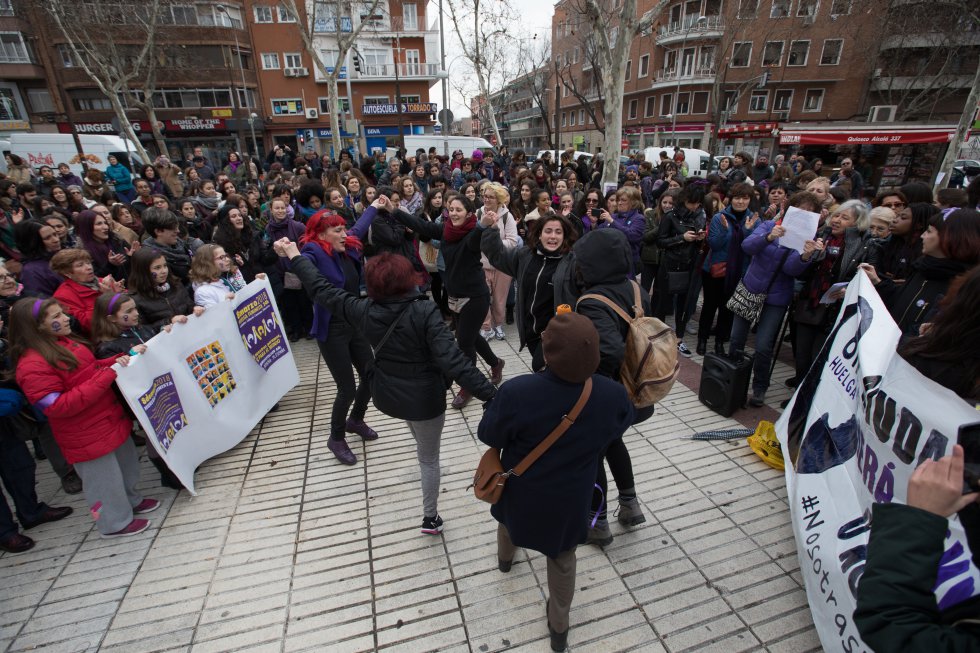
[1,324,820,653]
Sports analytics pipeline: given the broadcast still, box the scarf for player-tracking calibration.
[195,194,220,211]
[442,214,476,243]
[156,282,171,294]
[807,232,845,308]
[228,161,240,172]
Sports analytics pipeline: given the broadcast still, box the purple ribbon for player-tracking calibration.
[31,299,43,319]
[106,293,123,315]
[34,392,61,412]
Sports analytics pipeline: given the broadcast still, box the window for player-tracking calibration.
[254,5,274,22]
[573,47,580,64]
[0,0,13,16]
[401,95,421,103]
[625,60,632,81]
[272,98,304,115]
[579,109,585,124]
[803,88,824,112]
[645,96,656,117]
[773,89,793,111]
[70,89,112,112]
[214,5,242,28]
[639,54,649,78]
[723,90,738,113]
[830,0,851,14]
[570,110,576,126]
[561,113,567,127]
[167,5,199,26]
[364,96,390,105]
[403,3,418,30]
[749,90,768,112]
[692,91,709,114]
[27,88,54,113]
[763,41,784,66]
[318,97,351,114]
[628,99,638,119]
[698,46,715,70]
[675,92,690,114]
[0,84,24,120]
[770,0,791,17]
[277,4,296,22]
[57,44,80,67]
[660,93,673,116]
[237,88,256,108]
[738,0,759,17]
[284,53,303,68]
[404,49,420,75]
[788,41,809,66]
[0,32,31,64]
[361,48,391,74]
[797,0,818,17]
[261,53,280,69]
[820,39,843,65]
[731,42,752,67]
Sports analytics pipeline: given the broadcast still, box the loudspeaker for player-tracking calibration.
[699,352,753,417]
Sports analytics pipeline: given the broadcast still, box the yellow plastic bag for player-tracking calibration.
[747,420,785,470]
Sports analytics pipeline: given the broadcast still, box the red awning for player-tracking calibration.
[779,128,955,146]
[718,122,778,137]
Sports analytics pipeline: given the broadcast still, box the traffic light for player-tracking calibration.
[353,54,362,73]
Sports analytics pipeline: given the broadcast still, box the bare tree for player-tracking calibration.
[43,0,163,162]
[553,32,607,136]
[514,35,555,150]
[283,0,384,159]
[446,0,518,147]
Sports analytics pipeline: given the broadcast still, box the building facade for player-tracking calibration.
[486,66,552,152]
[0,0,50,139]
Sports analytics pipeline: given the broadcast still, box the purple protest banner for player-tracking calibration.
[235,288,288,370]
[137,372,188,452]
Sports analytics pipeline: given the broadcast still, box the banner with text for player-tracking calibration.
[775,272,978,651]
[114,279,299,494]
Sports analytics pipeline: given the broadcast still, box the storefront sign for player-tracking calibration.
[57,119,226,135]
[718,122,778,137]
[364,126,400,136]
[779,129,955,146]
[58,121,150,134]
[300,128,355,138]
[0,120,30,131]
[211,109,233,118]
[362,102,437,115]
[166,118,226,132]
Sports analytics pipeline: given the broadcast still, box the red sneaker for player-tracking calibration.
[133,498,160,514]
[100,519,150,539]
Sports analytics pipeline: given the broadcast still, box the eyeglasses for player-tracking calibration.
[881,202,906,209]
[585,198,598,204]
[0,273,13,281]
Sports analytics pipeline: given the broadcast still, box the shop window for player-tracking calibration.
[749,90,768,112]
[788,41,809,66]
[272,98,304,115]
[0,84,25,120]
[803,88,824,112]
[820,39,842,65]
[401,95,421,103]
[318,97,351,114]
[691,91,709,114]
[731,42,752,67]
[770,0,791,17]
[763,41,783,66]
[364,96,390,105]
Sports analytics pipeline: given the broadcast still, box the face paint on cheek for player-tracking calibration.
[51,321,62,333]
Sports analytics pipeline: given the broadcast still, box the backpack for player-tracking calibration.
[576,281,679,407]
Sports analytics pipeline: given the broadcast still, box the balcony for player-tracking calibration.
[870,74,976,91]
[656,16,724,46]
[650,67,717,89]
[879,32,980,51]
[355,62,440,80]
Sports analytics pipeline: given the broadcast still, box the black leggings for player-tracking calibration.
[430,272,450,315]
[698,271,734,345]
[455,293,499,368]
[591,437,635,519]
[317,324,373,440]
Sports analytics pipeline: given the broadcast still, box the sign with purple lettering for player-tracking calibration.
[137,373,188,452]
[235,289,288,370]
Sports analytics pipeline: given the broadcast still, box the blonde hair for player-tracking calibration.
[482,182,510,206]
[189,244,237,284]
[616,186,643,211]
[869,206,895,224]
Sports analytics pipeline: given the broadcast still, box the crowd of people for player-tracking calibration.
[1,142,979,651]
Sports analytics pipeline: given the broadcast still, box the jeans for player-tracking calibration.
[317,323,373,440]
[0,429,46,538]
[698,271,734,345]
[454,294,499,368]
[729,303,788,397]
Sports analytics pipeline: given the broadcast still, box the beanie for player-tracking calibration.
[471,149,484,161]
[542,313,600,383]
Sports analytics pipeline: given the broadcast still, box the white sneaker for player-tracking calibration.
[480,328,494,340]
[686,324,698,335]
[494,326,505,340]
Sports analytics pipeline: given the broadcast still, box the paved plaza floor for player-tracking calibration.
[1,327,821,653]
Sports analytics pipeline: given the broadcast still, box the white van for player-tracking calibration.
[643,147,711,178]
[386,135,497,161]
[534,150,593,166]
[0,133,145,176]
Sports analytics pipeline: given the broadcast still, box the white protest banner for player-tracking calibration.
[775,271,978,651]
[114,278,299,494]
[778,206,820,255]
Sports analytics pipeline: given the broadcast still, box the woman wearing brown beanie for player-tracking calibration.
[478,312,634,652]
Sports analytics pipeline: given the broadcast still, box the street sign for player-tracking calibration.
[438,108,454,128]
[621,138,629,149]
[434,124,442,134]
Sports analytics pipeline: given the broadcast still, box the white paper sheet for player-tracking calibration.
[819,281,849,304]
[779,206,820,254]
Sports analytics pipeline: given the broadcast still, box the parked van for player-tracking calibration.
[386,135,497,161]
[0,133,145,176]
[643,147,711,178]
[534,150,594,166]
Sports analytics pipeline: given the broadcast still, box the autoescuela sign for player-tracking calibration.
[361,103,437,115]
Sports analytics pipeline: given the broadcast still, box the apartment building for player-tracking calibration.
[486,66,552,151]
[246,0,440,156]
[0,0,58,137]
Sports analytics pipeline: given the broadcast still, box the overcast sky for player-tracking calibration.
[427,0,556,117]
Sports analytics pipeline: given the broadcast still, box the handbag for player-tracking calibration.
[470,379,592,504]
[793,296,830,326]
[726,249,792,326]
[667,269,691,295]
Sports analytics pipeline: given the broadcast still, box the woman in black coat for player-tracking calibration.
[275,239,495,535]
[478,313,634,653]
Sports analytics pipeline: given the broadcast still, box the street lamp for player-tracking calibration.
[669,14,707,148]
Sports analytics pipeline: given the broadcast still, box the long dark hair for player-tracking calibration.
[899,264,980,400]
[8,298,86,371]
[128,247,181,298]
[74,209,122,270]
[212,204,254,256]
[526,213,578,255]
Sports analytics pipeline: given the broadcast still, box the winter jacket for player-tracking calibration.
[657,205,706,273]
[367,211,420,270]
[19,255,63,298]
[393,209,488,299]
[480,369,634,558]
[265,216,306,275]
[57,172,83,188]
[94,325,157,358]
[53,278,100,335]
[5,164,31,185]
[132,282,195,331]
[573,229,652,378]
[855,502,980,652]
[597,208,644,270]
[478,207,518,271]
[104,163,134,192]
[193,269,245,308]
[739,220,812,307]
[702,206,753,273]
[142,236,198,284]
[640,209,662,266]
[289,255,494,420]
[16,338,129,465]
[300,206,379,341]
[154,163,184,198]
[480,225,577,351]
[876,256,969,337]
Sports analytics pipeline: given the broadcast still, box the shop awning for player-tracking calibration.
[718,122,778,137]
[778,125,956,146]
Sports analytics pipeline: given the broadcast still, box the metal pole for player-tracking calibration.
[393,34,405,149]
[343,49,360,164]
[233,30,255,182]
[439,0,450,158]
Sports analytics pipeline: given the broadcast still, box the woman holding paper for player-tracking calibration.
[728,192,823,407]
[792,200,878,383]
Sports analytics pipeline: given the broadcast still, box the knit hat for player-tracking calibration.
[542,313,600,383]
[471,149,484,161]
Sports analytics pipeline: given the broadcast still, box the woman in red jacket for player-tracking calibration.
[51,249,124,336]
[9,298,158,538]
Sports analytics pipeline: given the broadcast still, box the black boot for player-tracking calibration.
[715,340,726,355]
[505,305,514,325]
[695,339,707,356]
[150,456,183,490]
